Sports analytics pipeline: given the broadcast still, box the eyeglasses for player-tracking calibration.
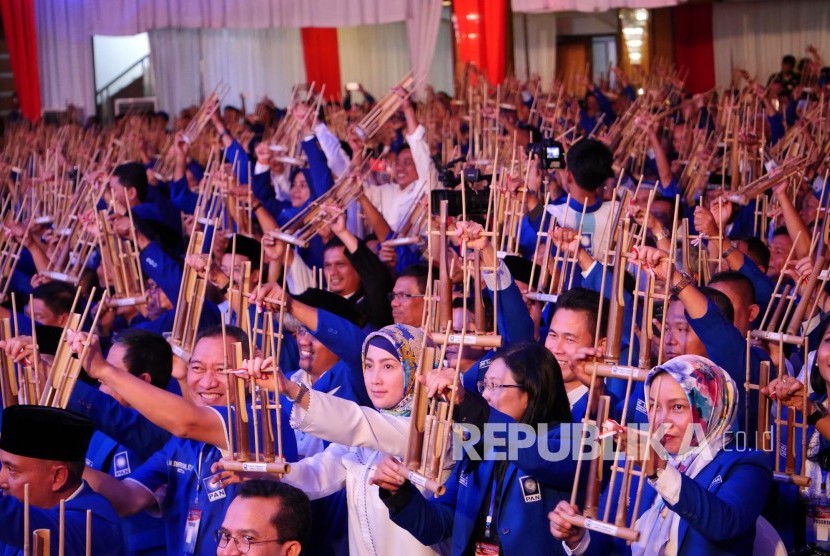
[387,292,425,302]
[214,530,285,554]
[476,380,525,394]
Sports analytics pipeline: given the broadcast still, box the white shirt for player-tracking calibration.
[285,390,451,556]
[363,124,436,232]
[546,198,616,259]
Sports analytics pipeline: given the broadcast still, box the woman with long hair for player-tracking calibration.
[370,342,577,556]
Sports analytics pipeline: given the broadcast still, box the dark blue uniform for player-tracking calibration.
[86,432,166,555]
[0,483,126,556]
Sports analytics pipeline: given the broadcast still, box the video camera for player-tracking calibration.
[527,138,566,170]
[434,158,492,218]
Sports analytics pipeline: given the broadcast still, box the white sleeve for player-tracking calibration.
[562,531,591,555]
[281,444,350,500]
[285,251,315,296]
[313,122,351,178]
[652,464,683,506]
[291,390,410,456]
[481,259,513,292]
[405,124,437,187]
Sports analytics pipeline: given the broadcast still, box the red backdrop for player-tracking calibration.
[300,27,342,101]
[0,0,41,120]
[673,3,715,94]
[453,0,507,85]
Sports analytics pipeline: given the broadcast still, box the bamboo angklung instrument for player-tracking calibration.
[220,246,293,476]
[154,83,230,180]
[0,318,19,408]
[0,199,39,302]
[41,194,100,286]
[40,289,109,409]
[747,243,828,486]
[96,201,146,308]
[561,190,681,542]
[168,204,219,360]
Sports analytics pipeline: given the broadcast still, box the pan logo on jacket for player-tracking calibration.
[113,451,131,477]
[519,475,541,502]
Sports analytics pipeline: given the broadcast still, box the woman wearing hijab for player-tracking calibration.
[215,323,448,556]
[370,342,577,556]
[549,354,773,555]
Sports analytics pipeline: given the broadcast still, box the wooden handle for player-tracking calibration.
[220,460,291,475]
[394,462,446,496]
[560,514,639,542]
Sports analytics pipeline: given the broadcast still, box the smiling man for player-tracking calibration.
[74,325,298,556]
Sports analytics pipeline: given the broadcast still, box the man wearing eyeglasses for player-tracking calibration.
[216,479,311,556]
[388,264,428,327]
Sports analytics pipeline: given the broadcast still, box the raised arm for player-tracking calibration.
[68,331,228,449]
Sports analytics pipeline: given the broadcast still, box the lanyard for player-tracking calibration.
[484,478,498,539]
[195,444,207,497]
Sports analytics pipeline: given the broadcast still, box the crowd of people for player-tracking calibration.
[0,45,829,556]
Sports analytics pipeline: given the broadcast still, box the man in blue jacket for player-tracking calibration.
[0,405,125,555]
[84,329,172,556]
[73,325,298,556]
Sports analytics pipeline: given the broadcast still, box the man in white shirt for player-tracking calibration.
[362,90,437,233]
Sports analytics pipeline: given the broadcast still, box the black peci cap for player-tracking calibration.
[0,405,94,462]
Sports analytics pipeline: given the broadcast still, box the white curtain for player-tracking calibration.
[87,0,408,35]
[513,12,557,84]
[406,0,443,100]
[338,23,412,100]
[149,29,202,115]
[512,0,684,11]
[712,0,830,89]
[36,0,442,118]
[35,0,95,116]
[200,28,306,108]
[150,27,306,116]
[428,16,455,96]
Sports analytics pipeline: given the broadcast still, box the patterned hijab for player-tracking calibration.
[643,353,737,463]
[633,354,738,556]
[361,324,427,417]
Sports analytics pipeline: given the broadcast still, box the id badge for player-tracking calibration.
[474,542,500,556]
[183,505,202,554]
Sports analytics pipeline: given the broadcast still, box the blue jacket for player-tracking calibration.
[688,299,772,436]
[383,408,578,555]
[86,432,166,555]
[583,449,773,555]
[67,381,172,458]
[304,309,372,407]
[129,404,297,556]
[462,281,536,393]
[0,482,126,556]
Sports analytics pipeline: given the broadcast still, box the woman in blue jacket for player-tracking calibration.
[372,342,578,555]
[550,354,773,555]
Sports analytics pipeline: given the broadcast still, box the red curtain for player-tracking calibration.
[673,3,715,94]
[453,0,507,85]
[300,28,342,102]
[0,0,41,120]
